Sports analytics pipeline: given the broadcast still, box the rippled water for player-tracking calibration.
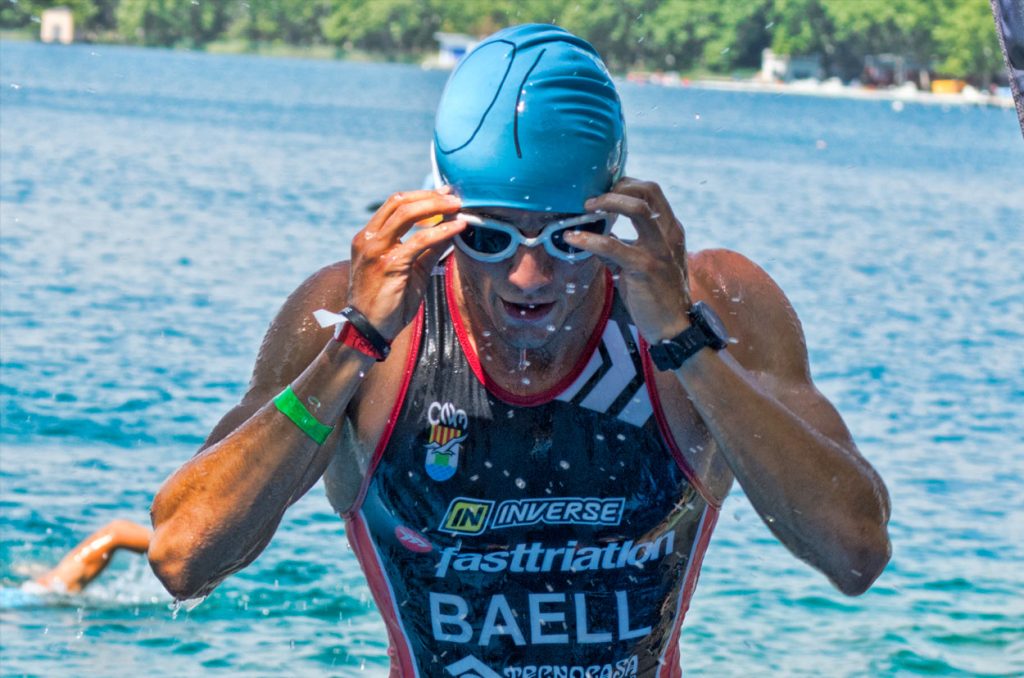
[2,41,1022,676]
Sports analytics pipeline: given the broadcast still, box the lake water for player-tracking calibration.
[1,40,1022,677]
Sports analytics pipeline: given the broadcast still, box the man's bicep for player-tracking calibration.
[695,249,856,448]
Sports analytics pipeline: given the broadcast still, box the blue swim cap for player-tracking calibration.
[432,24,627,214]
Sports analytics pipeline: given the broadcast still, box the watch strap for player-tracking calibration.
[338,306,391,361]
[649,302,728,371]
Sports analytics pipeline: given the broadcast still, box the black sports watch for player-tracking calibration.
[648,301,729,371]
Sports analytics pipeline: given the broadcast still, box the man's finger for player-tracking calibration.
[369,194,462,245]
[584,193,662,242]
[390,218,466,267]
[610,178,674,227]
[595,178,685,252]
[366,187,454,234]
[562,231,643,270]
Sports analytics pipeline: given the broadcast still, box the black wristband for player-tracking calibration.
[339,306,391,361]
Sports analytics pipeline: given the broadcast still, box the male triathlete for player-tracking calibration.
[148,25,891,676]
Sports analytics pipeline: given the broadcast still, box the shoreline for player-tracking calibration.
[628,72,1015,110]
[3,35,1013,110]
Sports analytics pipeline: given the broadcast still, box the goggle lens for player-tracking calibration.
[549,217,608,255]
[459,224,513,255]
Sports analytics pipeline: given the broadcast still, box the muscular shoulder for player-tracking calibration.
[688,248,810,383]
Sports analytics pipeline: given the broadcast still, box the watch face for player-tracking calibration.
[691,302,729,348]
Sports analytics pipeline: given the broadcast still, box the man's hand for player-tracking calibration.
[347,188,465,340]
[564,178,692,342]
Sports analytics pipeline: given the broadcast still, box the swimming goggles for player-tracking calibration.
[453,212,613,263]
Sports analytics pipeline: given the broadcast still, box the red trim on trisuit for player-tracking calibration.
[342,304,425,520]
[639,335,720,509]
[657,505,719,677]
[345,511,418,676]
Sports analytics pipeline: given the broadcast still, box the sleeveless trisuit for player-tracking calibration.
[343,261,720,677]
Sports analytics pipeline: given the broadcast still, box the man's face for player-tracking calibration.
[453,207,606,352]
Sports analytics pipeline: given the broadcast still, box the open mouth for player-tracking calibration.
[501,299,556,321]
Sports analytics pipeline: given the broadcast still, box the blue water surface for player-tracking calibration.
[1,41,1022,676]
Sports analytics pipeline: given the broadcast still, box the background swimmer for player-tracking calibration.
[26,520,151,594]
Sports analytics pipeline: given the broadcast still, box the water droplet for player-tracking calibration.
[616,433,626,441]
[559,460,570,469]
[485,460,494,468]
[565,283,577,294]
[515,478,526,489]
[595,433,605,441]
[517,349,529,371]
[521,377,531,385]
[694,114,701,120]
[545,324,556,332]
[482,330,492,337]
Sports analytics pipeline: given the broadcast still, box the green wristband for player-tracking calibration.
[273,386,333,445]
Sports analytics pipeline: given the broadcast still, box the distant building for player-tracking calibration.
[760,49,822,82]
[40,7,74,45]
[863,54,930,89]
[427,32,478,70]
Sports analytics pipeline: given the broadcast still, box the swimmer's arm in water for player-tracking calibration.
[35,520,152,593]
[148,190,464,600]
[572,179,891,596]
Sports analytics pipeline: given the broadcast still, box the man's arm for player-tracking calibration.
[569,179,891,596]
[147,262,370,599]
[682,248,891,595]
[148,190,466,600]
[35,519,152,593]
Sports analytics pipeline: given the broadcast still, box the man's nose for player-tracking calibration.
[506,244,554,294]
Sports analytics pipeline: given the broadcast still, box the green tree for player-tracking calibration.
[821,0,940,78]
[557,0,655,72]
[321,0,444,54]
[933,0,1004,84]
[226,0,332,46]
[769,0,833,58]
[639,0,771,72]
[116,0,229,47]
